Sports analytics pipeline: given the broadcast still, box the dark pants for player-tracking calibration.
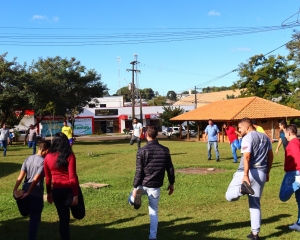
[52,187,85,240]
[15,195,43,240]
[28,141,37,155]
[130,135,141,149]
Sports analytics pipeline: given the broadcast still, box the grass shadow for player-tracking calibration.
[0,162,22,178]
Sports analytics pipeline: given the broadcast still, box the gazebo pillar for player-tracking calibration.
[187,121,190,140]
[197,121,201,142]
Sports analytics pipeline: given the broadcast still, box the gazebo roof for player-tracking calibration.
[171,97,300,121]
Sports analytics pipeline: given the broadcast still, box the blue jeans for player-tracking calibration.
[231,139,241,162]
[207,141,219,159]
[28,141,37,155]
[279,171,300,224]
[128,186,160,239]
[225,169,266,234]
[1,140,7,156]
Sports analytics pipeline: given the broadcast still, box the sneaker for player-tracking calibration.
[295,176,300,184]
[134,188,143,210]
[289,223,300,231]
[247,232,259,239]
[241,181,255,195]
[208,158,211,160]
[216,158,220,162]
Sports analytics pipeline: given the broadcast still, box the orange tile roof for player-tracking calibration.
[171,97,300,121]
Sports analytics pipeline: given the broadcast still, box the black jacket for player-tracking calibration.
[133,139,175,188]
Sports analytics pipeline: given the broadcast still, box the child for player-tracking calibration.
[13,141,51,240]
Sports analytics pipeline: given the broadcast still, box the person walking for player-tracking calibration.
[44,132,85,240]
[61,121,74,147]
[223,123,242,163]
[128,126,175,240]
[28,124,37,155]
[204,119,220,161]
[0,123,10,156]
[225,118,273,240]
[275,120,288,155]
[13,141,51,240]
[278,124,300,231]
[129,118,143,149]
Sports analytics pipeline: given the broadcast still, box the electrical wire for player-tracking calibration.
[0,25,297,46]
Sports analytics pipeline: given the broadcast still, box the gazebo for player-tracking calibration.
[170,97,300,141]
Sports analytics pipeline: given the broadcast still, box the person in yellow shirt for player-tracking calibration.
[61,121,74,146]
[252,120,273,142]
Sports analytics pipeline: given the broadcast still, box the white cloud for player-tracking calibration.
[231,47,251,52]
[32,15,47,20]
[208,10,220,16]
[52,16,59,22]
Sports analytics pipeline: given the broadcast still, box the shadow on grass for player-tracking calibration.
[0,162,21,178]
[270,162,283,168]
[171,152,187,156]
[1,214,291,240]
[76,139,131,145]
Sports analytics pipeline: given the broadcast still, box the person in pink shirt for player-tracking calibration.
[279,124,300,232]
[223,123,242,163]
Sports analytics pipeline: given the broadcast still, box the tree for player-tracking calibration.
[286,33,300,81]
[160,106,184,127]
[202,86,231,93]
[147,96,167,106]
[140,88,155,100]
[28,56,107,124]
[166,90,177,101]
[233,54,296,100]
[116,86,131,101]
[0,53,30,126]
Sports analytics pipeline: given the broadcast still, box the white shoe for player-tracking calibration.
[289,223,300,231]
[295,176,300,184]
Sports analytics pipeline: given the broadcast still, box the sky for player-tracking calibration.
[1,1,300,96]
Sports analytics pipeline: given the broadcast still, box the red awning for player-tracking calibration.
[119,115,128,120]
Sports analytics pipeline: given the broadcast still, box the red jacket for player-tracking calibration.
[284,138,300,172]
[44,152,79,196]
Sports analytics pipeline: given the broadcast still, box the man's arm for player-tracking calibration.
[21,174,42,199]
[242,152,251,185]
[166,152,175,195]
[266,149,273,182]
[275,138,282,155]
[13,171,26,196]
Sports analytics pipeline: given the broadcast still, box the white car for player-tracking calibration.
[165,127,187,138]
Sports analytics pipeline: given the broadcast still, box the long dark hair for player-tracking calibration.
[48,132,73,170]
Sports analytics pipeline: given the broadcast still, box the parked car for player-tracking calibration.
[16,130,45,142]
[164,127,187,138]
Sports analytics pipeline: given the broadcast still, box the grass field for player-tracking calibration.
[0,138,298,240]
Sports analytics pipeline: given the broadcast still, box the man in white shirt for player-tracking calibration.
[130,118,143,149]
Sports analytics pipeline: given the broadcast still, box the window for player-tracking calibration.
[100,104,106,108]
[261,120,268,124]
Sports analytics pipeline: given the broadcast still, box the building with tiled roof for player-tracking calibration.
[173,89,243,108]
[171,97,300,141]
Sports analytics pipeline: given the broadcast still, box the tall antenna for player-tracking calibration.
[117,56,121,90]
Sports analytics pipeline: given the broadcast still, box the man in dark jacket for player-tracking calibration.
[128,125,175,240]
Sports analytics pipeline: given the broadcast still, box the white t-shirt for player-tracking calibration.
[132,123,143,137]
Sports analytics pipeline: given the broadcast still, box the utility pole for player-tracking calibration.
[126,58,140,120]
[134,53,143,124]
[194,86,202,109]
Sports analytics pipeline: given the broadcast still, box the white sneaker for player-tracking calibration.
[289,223,300,231]
[295,176,300,184]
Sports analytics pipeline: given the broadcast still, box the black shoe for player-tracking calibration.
[134,189,143,210]
[208,158,211,160]
[241,181,255,195]
[216,158,220,162]
[247,232,259,239]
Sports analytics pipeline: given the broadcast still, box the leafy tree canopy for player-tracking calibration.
[166,90,177,101]
[160,106,184,127]
[232,54,296,100]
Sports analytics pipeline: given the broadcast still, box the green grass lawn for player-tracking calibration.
[0,139,298,239]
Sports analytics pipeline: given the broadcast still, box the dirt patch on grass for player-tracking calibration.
[177,167,226,175]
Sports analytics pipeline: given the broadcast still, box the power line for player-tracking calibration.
[0,25,298,46]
